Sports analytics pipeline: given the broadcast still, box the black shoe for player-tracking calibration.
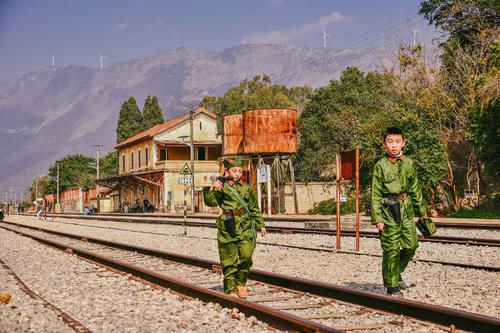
[398,275,408,290]
[387,286,403,297]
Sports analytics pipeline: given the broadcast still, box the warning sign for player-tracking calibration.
[179,163,192,175]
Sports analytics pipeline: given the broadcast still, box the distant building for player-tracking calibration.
[99,107,222,213]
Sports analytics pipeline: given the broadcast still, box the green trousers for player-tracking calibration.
[379,218,418,288]
[218,234,255,294]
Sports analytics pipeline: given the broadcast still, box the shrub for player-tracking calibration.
[447,208,500,219]
[308,195,369,215]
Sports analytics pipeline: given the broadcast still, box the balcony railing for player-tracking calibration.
[154,160,220,173]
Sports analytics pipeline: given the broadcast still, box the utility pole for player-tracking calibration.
[57,163,60,204]
[94,145,103,213]
[55,163,60,213]
[189,106,195,214]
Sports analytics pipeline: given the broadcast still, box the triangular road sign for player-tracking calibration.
[179,163,192,175]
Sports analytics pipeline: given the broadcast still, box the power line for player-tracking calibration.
[334,14,419,50]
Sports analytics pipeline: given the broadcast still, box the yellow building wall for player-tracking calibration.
[155,113,220,143]
[119,138,154,174]
[116,112,223,213]
[283,182,336,214]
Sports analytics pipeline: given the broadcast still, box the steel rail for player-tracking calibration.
[0,258,91,333]
[2,223,499,332]
[25,212,500,247]
[20,211,500,229]
[2,225,338,333]
[7,219,499,272]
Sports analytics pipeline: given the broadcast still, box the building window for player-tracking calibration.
[138,149,141,168]
[122,154,125,172]
[197,147,206,161]
[131,151,134,170]
[199,122,202,130]
[145,146,149,167]
[160,148,166,161]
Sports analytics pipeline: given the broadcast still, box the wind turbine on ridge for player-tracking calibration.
[323,30,331,48]
[98,54,107,69]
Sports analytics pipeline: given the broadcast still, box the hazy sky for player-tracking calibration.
[0,0,440,82]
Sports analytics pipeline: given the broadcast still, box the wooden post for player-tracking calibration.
[289,157,299,214]
[275,156,280,214]
[355,148,360,252]
[336,152,341,250]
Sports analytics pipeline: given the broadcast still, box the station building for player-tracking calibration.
[98,107,222,213]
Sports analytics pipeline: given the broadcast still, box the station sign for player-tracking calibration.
[201,175,217,186]
[257,165,270,183]
[179,163,192,175]
[178,177,192,185]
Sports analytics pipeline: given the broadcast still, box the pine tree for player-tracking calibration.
[143,94,164,130]
[151,96,164,125]
[116,96,144,143]
[142,94,153,130]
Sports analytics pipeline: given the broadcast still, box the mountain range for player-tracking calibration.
[0,43,394,196]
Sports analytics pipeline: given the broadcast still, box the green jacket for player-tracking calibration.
[371,155,426,225]
[203,180,265,241]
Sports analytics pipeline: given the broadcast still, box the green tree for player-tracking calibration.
[200,74,310,134]
[43,154,96,194]
[295,66,447,200]
[143,94,164,130]
[30,176,49,202]
[116,96,144,144]
[295,67,397,184]
[473,42,500,176]
[420,0,499,210]
[100,150,119,177]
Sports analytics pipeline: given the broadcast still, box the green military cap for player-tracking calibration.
[223,156,244,168]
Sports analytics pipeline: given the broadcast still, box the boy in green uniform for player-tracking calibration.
[371,127,427,297]
[203,156,266,298]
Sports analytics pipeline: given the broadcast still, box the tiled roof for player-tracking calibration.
[114,107,215,149]
[155,139,222,146]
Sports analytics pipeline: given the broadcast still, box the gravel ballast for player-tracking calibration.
[0,226,276,332]
[3,215,500,320]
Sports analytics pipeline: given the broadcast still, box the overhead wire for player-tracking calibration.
[335,14,420,50]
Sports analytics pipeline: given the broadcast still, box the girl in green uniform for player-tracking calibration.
[203,156,266,298]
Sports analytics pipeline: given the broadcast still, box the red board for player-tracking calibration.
[340,150,356,180]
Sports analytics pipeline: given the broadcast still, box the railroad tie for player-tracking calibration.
[272,303,324,310]
[303,313,354,319]
[332,323,395,331]
[247,295,295,303]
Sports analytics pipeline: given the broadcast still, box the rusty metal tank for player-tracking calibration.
[243,108,297,154]
[223,114,244,155]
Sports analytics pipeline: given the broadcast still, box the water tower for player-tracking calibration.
[222,108,298,215]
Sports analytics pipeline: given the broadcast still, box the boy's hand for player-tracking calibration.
[261,227,267,237]
[210,180,223,190]
[376,222,384,231]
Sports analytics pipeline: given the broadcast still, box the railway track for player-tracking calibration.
[22,212,500,247]
[6,219,499,272]
[2,222,499,332]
